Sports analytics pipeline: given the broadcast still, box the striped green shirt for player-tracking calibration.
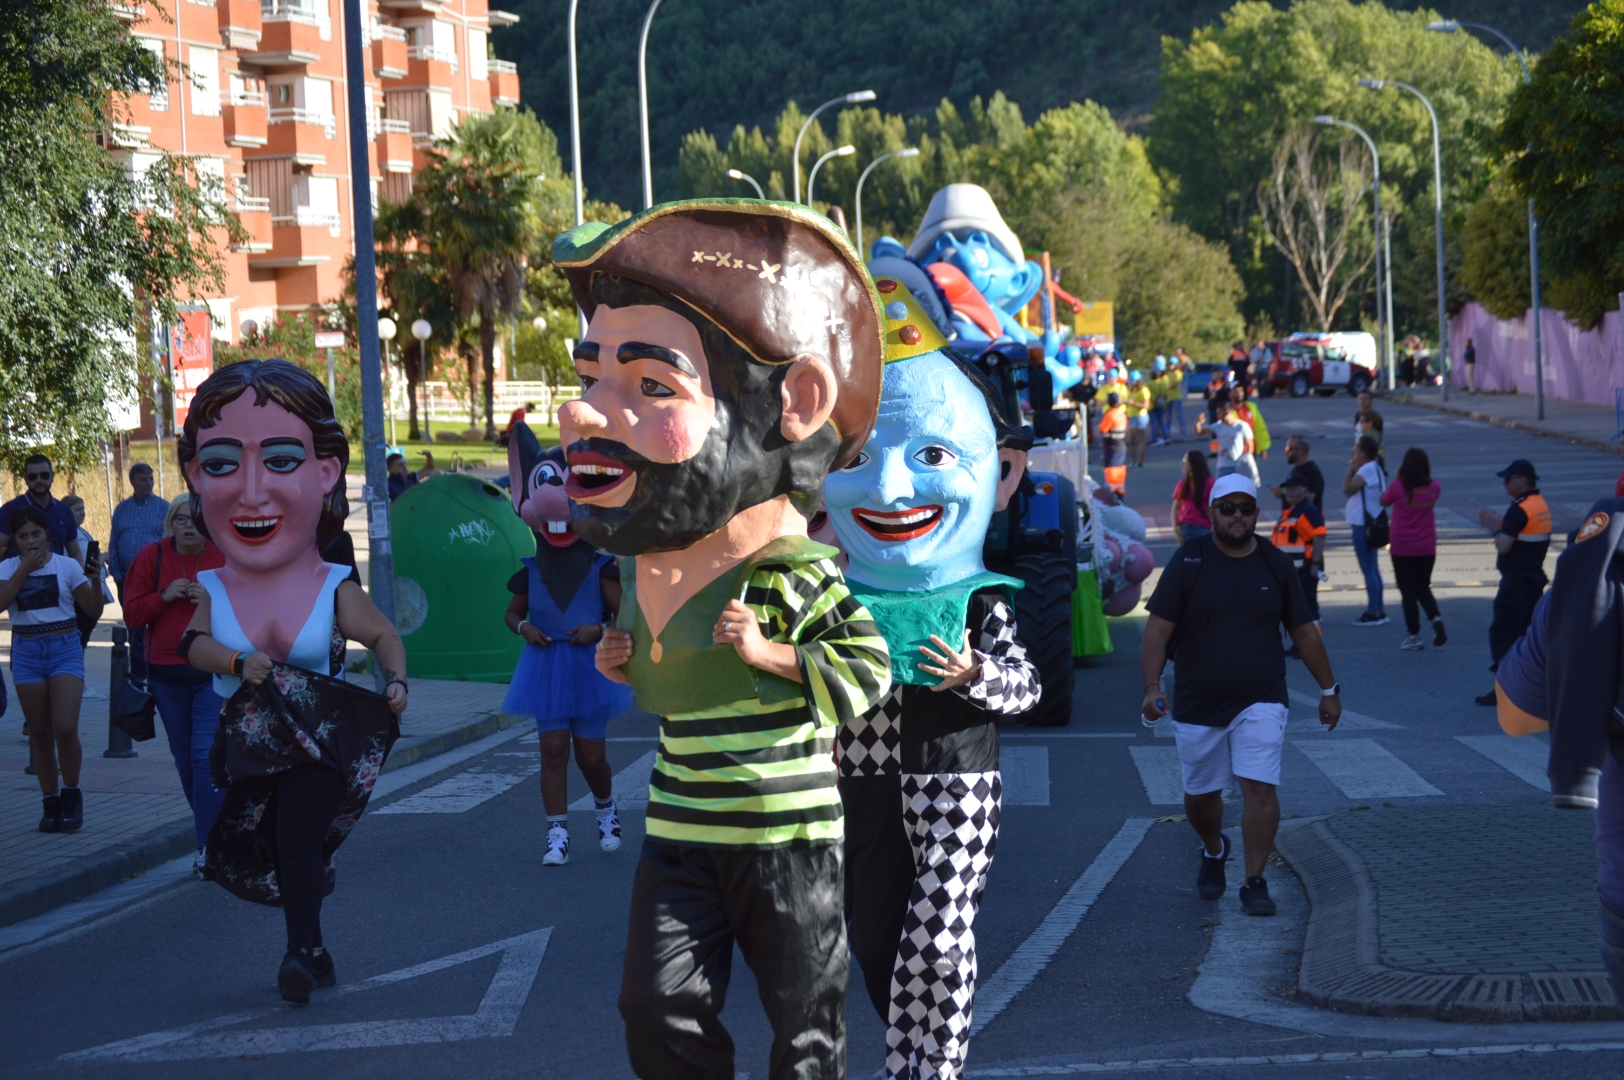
[641,550,890,848]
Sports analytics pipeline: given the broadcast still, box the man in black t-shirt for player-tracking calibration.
[1268,435,1325,508]
[1141,475,1343,917]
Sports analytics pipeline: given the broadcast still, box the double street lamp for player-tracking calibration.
[792,90,875,203]
[854,147,918,256]
[1314,114,1395,391]
[1359,77,1450,400]
[1429,19,1544,419]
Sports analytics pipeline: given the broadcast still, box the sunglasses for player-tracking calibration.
[1212,501,1259,518]
[25,471,51,482]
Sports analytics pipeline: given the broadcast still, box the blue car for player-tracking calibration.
[1181,362,1229,398]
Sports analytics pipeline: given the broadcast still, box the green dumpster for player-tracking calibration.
[390,472,535,682]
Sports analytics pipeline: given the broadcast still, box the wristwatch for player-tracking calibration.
[1321,682,1341,697]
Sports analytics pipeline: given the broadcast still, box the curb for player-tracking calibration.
[1275,819,1621,1022]
[1390,393,1622,455]
[0,709,522,930]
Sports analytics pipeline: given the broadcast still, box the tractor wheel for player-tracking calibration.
[1012,550,1076,727]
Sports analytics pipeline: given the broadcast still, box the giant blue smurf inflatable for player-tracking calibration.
[869,184,1086,402]
[826,281,1041,1079]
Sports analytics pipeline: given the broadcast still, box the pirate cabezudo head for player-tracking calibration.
[554,200,885,556]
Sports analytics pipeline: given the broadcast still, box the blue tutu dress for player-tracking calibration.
[502,551,633,738]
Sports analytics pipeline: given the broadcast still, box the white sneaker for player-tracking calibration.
[542,824,570,866]
[1399,635,1424,650]
[596,803,622,852]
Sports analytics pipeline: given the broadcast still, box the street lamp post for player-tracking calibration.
[1360,78,1450,400]
[1429,20,1543,419]
[726,168,764,199]
[854,147,918,257]
[792,90,875,203]
[636,0,664,209]
[567,0,586,336]
[1315,114,1393,391]
[806,145,854,208]
[340,0,395,633]
[411,318,432,442]
[378,317,398,446]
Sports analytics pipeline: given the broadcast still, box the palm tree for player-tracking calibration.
[365,198,458,441]
[414,110,547,439]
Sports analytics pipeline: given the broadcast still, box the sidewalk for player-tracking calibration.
[1393,386,1624,454]
[1276,808,1621,1022]
[0,620,517,929]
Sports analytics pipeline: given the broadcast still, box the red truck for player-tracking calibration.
[1263,332,1378,398]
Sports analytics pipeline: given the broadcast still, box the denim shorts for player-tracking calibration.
[11,630,85,685]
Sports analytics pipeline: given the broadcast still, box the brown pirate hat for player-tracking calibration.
[553,199,883,468]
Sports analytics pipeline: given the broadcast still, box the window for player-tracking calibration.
[468,29,487,80]
[189,46,221,116]
[276,83,292,106]
[137,38,168,110]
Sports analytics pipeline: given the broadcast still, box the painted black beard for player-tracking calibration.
[567,409,836,557]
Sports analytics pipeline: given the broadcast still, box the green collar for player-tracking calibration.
[847,571,1023,686]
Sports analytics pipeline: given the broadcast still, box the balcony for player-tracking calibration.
[218,0,263,50]
[406,43,457,86]
[223,94,268,147]
[232,198,273,253]
[243,6,324,67]
[109,1,143,20]
[489,60,519,107]
[376,119,413,171]
[263,108,335,164]
[250,218,336,268]
[372,28,408,79]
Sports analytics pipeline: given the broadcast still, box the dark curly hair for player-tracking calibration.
[176,359,350,548]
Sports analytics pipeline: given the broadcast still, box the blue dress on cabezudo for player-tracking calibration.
[502,546,632,737]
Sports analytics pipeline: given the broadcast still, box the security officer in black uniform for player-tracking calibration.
[1476,459,1551,706]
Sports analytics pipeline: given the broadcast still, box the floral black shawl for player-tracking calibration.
[205,663,398,906]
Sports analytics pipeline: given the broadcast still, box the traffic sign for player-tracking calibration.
[314,331,346,349]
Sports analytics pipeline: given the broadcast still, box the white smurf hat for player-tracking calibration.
[905,183,1025,265]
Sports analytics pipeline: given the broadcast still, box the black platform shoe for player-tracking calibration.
[58,787,83,832]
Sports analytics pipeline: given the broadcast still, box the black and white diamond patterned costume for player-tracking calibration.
[842,590,1039,1079]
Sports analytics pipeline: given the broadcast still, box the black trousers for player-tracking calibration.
[1490,569,1548,666]
[843,776,912,1019]
[1390,554,1440,635]
[274,765,346,953]
[620,838,846,1080]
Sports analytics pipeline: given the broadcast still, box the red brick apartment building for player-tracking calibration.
[111,0,523,346]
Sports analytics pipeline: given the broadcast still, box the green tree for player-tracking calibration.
[1150,0,1520,336]
[1495,0,1624,330]
[215,313,363,443]
[413,109,550,439]
[0,0,242,472]
[1459,172,1530,321]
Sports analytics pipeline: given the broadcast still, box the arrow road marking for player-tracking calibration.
[61,928,552,1062]
[971,818,1153,1035]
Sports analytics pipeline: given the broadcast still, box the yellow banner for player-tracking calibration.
[1073,301,1113,339]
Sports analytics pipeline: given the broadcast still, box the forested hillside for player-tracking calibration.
[494,0,1581,210]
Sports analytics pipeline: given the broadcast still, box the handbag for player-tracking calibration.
[1362,465,1391,550]
[110,543,161,742]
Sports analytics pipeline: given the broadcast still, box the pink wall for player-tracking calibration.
[1449,302,1624,405]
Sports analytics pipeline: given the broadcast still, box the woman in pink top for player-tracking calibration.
[1171,450,1216,544]
[1380,447,1446,650]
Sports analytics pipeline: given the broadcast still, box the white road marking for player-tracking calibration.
[62,928,552,1062]
[1293,738,1443,798]
[569,750,657,811]
[1286,689,1403,729]
[1127,746,1185,805]
[372,762,541,814]
[968,1041,1624,1075]
[1435,506,1489,533]
[1000,746,1050,806]
[0,723,531,962]
[1456,734,1551,791]
[971,818,1153,1035]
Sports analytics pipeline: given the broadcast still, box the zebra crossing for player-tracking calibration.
[1124,722,1551,805]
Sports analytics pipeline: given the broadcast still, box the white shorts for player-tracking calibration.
[1174,702,1289,794]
